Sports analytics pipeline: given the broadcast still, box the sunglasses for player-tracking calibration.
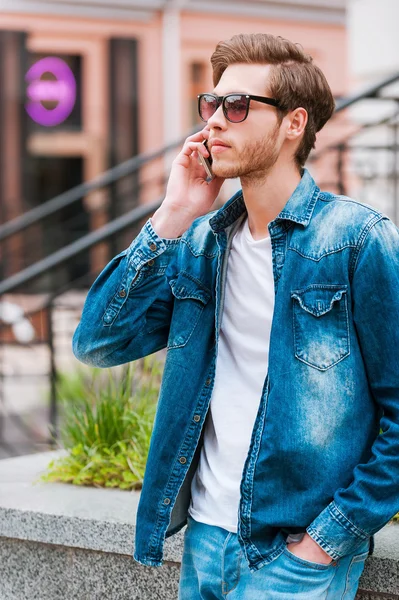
[197,93,284,123]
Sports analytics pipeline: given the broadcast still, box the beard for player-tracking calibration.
[211,121,281,185]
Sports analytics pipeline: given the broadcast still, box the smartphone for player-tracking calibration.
[197,139,215,183]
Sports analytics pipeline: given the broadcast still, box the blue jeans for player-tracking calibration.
[178,515,370,599]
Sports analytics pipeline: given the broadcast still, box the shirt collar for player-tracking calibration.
[209,167,320,233]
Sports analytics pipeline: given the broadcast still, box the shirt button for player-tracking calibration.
[205,378,211,386]
[193,415,201,422]
[179,457,187,464]
[119,289,126,298]
[163,498,171,505]
[149,242,157,251]
[148,259,155,266]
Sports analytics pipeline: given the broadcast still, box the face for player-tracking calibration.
[205,63,287,182]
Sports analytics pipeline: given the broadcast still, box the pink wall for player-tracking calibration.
[2,9,347,151]
[181,12,348,92]
[1,12,164,154]
[1,9,348,209]
[180,11,349,166]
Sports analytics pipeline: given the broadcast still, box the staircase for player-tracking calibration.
[1,73,399,458]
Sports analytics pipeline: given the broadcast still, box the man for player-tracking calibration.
[72,33,399,599]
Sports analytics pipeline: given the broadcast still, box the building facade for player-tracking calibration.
[0,0,348,285]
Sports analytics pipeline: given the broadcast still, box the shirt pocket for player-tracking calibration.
[290,284,350,370]
[167,271,212,349]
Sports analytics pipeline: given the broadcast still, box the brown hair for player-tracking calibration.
[210,33,335,169]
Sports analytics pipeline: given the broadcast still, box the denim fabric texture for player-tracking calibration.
[73,167,399,572]
[178,514,371,599]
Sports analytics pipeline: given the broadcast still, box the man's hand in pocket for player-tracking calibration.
[286,532,334,565]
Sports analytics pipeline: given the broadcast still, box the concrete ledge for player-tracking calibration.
[0,450,398,599]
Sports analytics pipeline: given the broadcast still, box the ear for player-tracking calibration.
[286,107,308,141]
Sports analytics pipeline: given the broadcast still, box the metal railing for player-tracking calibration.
[1,72,399,457]
[0,136,192,244]
[0,128,199,456]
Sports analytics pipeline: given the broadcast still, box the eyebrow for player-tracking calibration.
[211,90,252,96]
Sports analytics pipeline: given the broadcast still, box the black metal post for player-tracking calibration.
[337,143,346,196]
[393,117,399,226]
[47,299,58,447]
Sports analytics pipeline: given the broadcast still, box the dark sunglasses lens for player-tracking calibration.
[224,95,248,122]
[199,95,218,121]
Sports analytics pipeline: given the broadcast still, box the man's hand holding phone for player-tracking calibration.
[197,139,214,183]
[151,128,225,239]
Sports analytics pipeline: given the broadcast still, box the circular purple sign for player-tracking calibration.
[25,57,77,127]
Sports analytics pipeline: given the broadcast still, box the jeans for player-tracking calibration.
[178,515,370,599]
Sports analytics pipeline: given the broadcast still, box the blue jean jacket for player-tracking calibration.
[72,167,399,572]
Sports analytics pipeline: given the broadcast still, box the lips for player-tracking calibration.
[210,139,231,149]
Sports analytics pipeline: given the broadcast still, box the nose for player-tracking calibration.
[206,103,227,131]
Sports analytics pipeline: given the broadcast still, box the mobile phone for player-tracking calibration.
[197,139,215,183]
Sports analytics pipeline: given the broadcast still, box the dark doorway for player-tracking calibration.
[28,156,89,290]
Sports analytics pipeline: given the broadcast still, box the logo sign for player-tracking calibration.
[25,57,76,127]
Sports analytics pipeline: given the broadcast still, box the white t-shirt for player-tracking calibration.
[188,214,304,544]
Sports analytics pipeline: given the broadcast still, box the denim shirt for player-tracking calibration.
[72,167,399,572]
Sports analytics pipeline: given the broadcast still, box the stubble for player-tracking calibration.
[212,121,281,186]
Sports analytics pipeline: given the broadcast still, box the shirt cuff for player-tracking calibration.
[306,500,370,560]
[126,217,180,271]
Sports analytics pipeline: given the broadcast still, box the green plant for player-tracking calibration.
[36,356,399,524]
[36,354,163,490]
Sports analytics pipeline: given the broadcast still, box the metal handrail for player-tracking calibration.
[0,172,169,268]
[1,71,399,298]
[0,198,162,296]
[334,71,399,112]
[2,73,399,456]
[1,70,399,244]
[309,110,399,161]
[0,125,200,243]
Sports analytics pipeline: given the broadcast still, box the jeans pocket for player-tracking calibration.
[342,549,369,598]
[291,284,350,370]
[283,546,337,571]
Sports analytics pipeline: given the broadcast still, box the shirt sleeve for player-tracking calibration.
[306,215,399,559]
[72,217,181,367]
